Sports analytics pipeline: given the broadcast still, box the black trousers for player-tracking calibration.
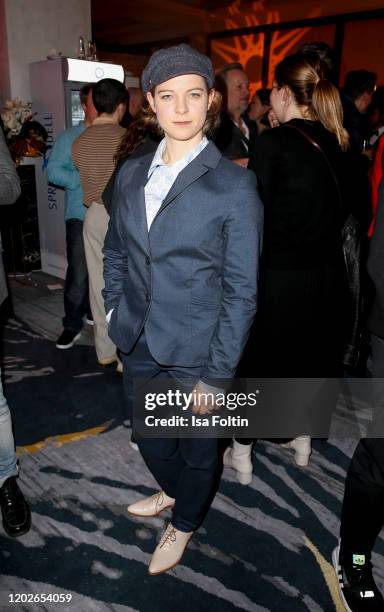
[340,333,384,557]
[122,332,219,533]
[63,219,90,332]
[340,439,384,557]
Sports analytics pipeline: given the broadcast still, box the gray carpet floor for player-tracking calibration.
[0,271,382,612]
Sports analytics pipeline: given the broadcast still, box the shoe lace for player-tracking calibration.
[159,525,177,550]
[154,491,164,512]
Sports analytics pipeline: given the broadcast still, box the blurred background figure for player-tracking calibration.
[213,62,255,166]
[72,78,127,371]
[343,69,377,154]
[248,88,271,136]
[119,88,145,129]
[48,84,98,350]
[333,178,384,610]
[127,87,145,118]
[102,101,160,214]
[367,86,384,149]
[0,125,31,538]
[226,52,352,478]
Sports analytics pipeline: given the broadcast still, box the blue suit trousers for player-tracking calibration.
[122,332,219,532]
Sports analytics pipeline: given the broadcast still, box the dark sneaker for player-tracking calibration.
[0,477,31,537]
[56,329,81,349]
[333,544,384,611]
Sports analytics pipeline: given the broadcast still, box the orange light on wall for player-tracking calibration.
[268,24,336,86]
[211,33,265,94]
[341,18,384,85]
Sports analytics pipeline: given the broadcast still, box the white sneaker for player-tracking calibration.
[223,440,253,485]
[282,436,311,467]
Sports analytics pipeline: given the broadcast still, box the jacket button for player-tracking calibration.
[145,257,150,265]
[145,293,150,303]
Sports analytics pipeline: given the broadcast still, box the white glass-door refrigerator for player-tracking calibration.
[30,58,124,279]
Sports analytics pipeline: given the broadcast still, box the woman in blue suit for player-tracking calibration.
[103,44,263,575]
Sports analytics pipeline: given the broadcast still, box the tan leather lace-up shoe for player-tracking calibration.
[148,523,193,575]
[127,490,175,517]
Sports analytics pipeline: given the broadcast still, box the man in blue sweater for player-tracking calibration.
[48,85,98,349]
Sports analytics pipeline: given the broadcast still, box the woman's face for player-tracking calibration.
[147,74,214,142]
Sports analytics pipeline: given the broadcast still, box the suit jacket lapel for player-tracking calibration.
[152,141,222,222]
[129,156,152,254]
[158,163,208,212]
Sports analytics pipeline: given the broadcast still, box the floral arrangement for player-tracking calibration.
[1,99,48,162]
[1,99,33,138]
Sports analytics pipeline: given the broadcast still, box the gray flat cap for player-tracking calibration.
[141,44,214,93]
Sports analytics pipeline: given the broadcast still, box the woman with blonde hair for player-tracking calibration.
[225,53,352,479]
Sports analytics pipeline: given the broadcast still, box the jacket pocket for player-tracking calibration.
[190,295,221,307]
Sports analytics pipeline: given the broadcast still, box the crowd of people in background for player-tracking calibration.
[1,39,384,611]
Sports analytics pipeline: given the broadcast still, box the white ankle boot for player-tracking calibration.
[223,440,253,485]
[283,436,311,467]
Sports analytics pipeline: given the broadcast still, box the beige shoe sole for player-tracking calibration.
[98,357,117,366]
[127,502,175,518]
[148,558,182,576]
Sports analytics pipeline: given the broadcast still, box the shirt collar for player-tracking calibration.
[92,116,119,126]
[148,136,209,178]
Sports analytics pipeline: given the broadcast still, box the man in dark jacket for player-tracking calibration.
[0,127,31,537]
[213,63,256,166]
[343,70,377,154]
[332,162,384,611]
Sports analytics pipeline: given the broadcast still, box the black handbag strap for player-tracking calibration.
[285,123,343,208]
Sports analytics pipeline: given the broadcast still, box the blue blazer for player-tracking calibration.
[103,141,263,381]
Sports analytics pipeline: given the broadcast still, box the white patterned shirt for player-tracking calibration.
[144,136,209,230]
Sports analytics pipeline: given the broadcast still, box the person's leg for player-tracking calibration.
[144,369,219,529]
[83,203,117,363]
[340,336,384,554]
[146,425,219,575]
[333,439,384,610]
[122,334,184,499]
[57,219,90,349]
[172,437,219,532]
[62,218,90,332]
[371,333,384,378]
[340,439,384,557]
[138,437,184,499]
[0,369,31,537]
[0,371,18,485]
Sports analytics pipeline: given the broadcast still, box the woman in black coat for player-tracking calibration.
[225,53,352,479]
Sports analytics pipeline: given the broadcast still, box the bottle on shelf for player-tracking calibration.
[78,36,85,60]
[87,40,93,60]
